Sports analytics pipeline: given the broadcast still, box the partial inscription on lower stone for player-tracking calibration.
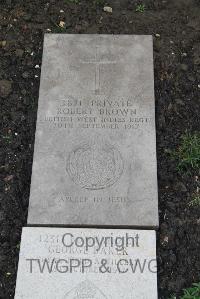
[14,227,158,299]
[66,139,123,190]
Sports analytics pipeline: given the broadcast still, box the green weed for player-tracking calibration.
[65,0,79,4]
[135,4,145,12]
[16,243,21,250]
[188,193,200,207]
[181,282,200,299]
[172,132,200,173]
[169,282,200,299]
[2,134,12,143]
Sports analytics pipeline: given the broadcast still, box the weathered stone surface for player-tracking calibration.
[27,34,158,227]
[15,227,157,299]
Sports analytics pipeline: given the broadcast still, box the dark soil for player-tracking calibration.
[0,0,200,298]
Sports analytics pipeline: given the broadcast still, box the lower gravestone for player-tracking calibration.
[15,227,157,299]
[27,34,158,228]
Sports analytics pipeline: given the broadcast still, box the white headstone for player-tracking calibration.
[15,227,158,298]
[27,34,158,227]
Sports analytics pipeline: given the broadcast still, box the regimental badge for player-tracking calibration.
[66,140,124,190]
[64,280,108,299]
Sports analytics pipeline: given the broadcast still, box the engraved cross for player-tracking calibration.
[80,46,117,95]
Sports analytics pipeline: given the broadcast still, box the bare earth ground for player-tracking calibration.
[0,0,200,298]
